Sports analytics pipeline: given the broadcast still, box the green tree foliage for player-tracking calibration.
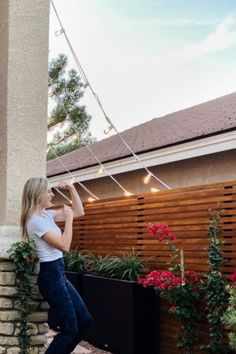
[47,54,96,160]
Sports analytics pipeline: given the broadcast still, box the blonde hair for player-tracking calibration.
[21,177,49,240]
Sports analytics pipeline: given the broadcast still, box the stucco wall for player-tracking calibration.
[0,0,49,226]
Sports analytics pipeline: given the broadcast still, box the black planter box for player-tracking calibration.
[83,274,160,354]
[65,271,84,297]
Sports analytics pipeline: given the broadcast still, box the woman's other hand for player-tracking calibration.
[56,180,74,190]
[61,205,73,221]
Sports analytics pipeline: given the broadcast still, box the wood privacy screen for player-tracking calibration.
[71,180,236,276]
[67,180,236,354]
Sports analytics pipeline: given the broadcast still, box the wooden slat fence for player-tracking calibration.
[68,180,236,353]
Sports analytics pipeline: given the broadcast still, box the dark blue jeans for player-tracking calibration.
[38,258,92,354]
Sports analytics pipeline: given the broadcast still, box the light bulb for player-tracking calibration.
[55,29,64,36]
[80,83,88,93]
[48,88,54,97]
[150,187,160,193]
[104,124,113,134]
[124,191,133,197]
[72,134,78,142]
[88,197,96,202]
[144,173,152,184]
[97,166,104,175]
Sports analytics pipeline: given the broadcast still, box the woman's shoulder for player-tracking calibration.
[28,210,56,226]
[27,209,57,237]
[44,209,56,218]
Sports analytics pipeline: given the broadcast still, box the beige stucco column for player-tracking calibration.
[0,0,50,257]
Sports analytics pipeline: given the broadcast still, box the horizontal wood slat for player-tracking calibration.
[67,180,236,354]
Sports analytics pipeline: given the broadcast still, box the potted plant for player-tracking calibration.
[82,252,159,354]
[63,249,90,295]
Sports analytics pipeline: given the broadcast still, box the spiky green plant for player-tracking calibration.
[63,250,90,273]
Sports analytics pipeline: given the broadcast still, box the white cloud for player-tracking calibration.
[132,18,220,28]
[154,15,236,67]
[49,4,236,140]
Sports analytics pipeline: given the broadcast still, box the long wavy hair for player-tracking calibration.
[21,177,49,240]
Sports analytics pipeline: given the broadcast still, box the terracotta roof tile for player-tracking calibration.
[47,91,236,177]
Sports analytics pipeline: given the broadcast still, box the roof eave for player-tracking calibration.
[47,130,236,183]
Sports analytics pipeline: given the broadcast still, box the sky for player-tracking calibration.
[49,0,236,141]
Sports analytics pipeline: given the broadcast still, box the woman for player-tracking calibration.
[21,177,92,354]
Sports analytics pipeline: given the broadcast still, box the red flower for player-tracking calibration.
[230,269,236,284]
[139,268,201,293]
[169,305,177,313]
[184,270,201,283]
[147,223,177,242]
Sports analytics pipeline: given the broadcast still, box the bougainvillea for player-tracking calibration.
[139,223,205,353]
[147,223,177,241]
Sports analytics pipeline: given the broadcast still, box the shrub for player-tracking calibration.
[63,250,90,273]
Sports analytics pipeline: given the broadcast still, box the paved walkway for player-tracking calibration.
[46,330,91,353]
[46,330,113,353]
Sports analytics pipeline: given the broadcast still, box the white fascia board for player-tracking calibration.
[48,131,236,184]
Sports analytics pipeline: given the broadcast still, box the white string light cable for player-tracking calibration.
[49,144,100,201]
[71,136,132,196]
[50,0,171,191]
[50,184,72,204]
[49,91,133,197]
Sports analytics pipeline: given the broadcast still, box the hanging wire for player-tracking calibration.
[49,91,133,196]
[49,145,100,200]
[52,185,72,204]
[50,0,171,190]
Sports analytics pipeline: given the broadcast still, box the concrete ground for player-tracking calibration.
[46,330,113,354]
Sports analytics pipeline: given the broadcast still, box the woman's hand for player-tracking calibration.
[56,180,74,190]
[44,204,74,252]
[61,205,73,222]
[54,179,84,221]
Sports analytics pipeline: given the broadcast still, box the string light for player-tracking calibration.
[97,166,104,175]
[55,28,64,36]
[88,197,96,202]
[50,0,171,192]
[52,185,72,204]
[49,145,100,200]
[124,191,133,197]
[143,172,152,184]
[104,124,113,135]
[48,88,54,97]
[150,187,160,193]
[72,133,78,142]
[50,89,133,197]
[79,83,88,94]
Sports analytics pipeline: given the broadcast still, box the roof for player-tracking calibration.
[47,91,236,177]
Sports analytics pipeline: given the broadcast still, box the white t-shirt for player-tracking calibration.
[27,210,63,262]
